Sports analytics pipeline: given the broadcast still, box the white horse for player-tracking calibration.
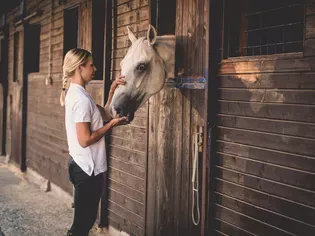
[108,25,175,121]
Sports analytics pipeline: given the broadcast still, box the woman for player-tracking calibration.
[60,48,128,236]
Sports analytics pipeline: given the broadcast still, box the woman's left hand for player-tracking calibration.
[103,74,126,122]
[109,74,126,95]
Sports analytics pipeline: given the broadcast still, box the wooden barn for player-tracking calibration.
[0,0,315,235]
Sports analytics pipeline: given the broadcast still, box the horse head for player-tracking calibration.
[109,25,175,121]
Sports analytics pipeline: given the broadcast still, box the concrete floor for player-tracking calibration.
[0,157,112,236]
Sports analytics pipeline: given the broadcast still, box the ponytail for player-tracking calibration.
[59,73,68,106]
[60,48,91,107]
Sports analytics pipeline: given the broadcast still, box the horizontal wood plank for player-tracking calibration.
[216,193,315,236]
[217,152,315,191]
[216,179,315,226]
[217,114,315,139]
[109,157,145,179]
[109,145,145,167]
[217,167,315,207]
[215,204,298,236]
[218,100,315,123]
[109,167,145,192]
[116,6,149,27]
[110,136,146,153]
[109,188,145,216]
[111,125,146,143]
[214,219,255,236]
[108,200,144,227]
[109,179,145,203]
[108,210,144,236]
[218,88,315,105]
[219,57,314,74]
[218,127,315,157]
[218,73,315,89]
[217,141,315,173]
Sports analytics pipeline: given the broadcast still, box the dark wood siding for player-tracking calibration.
[209,1,315,235]
[107,1,150,235]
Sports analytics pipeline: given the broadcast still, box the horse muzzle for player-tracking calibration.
[110,101,136,122]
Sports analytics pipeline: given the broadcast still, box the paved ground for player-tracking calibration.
[0,157,108,236]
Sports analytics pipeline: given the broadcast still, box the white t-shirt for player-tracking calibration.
[65,83,107,176]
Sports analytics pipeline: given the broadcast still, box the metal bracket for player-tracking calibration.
[166,76,207,89]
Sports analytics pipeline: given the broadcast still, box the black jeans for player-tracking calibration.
[68,157,104,236]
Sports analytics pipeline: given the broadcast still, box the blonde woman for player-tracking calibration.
[61,48,128,236]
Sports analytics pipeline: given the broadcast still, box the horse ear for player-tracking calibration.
[127,26,137,44]
[147,24,157,45]
[155,35,176,79]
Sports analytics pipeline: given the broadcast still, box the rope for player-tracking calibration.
[192,129,201,226]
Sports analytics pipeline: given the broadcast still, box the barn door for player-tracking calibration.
[11,29,24,168]
[0,28,8,155]
[11,24,40,171]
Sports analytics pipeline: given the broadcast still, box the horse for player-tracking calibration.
[108,25,175,121]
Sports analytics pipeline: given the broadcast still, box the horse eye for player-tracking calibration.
[136,63,146,72]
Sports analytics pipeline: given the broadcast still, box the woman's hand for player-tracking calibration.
[103,74,126,122]
[110,116,129,127]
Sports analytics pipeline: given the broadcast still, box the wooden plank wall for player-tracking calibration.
[107,0,150,235]
[27,0,76,193]
[210,0,315,235]
[5,0,98,194]
[146,0,208,235]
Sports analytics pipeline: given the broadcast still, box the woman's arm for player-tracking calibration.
[76,116,129,148]
[96,104,111,123]
[97,74,126,122]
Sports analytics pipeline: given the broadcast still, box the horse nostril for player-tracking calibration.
[115,107,123,117]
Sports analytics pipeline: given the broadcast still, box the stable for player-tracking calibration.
[0,0,314,235]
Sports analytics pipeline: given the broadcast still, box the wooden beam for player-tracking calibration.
[14,11,40,26]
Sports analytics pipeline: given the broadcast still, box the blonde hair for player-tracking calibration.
[60,48,92,106]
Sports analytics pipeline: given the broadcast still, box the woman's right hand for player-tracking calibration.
[110,116,129,127]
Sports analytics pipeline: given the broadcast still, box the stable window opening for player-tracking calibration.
[24,24,40,73]
[154,0,176,35]
[91,0,105,80]
[224,0,305,57]
[64,6,78,55]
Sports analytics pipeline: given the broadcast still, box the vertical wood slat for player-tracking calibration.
[11,29,24,168]
[177,0,192,235]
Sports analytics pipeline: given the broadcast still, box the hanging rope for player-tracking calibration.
[192,127,202,226]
